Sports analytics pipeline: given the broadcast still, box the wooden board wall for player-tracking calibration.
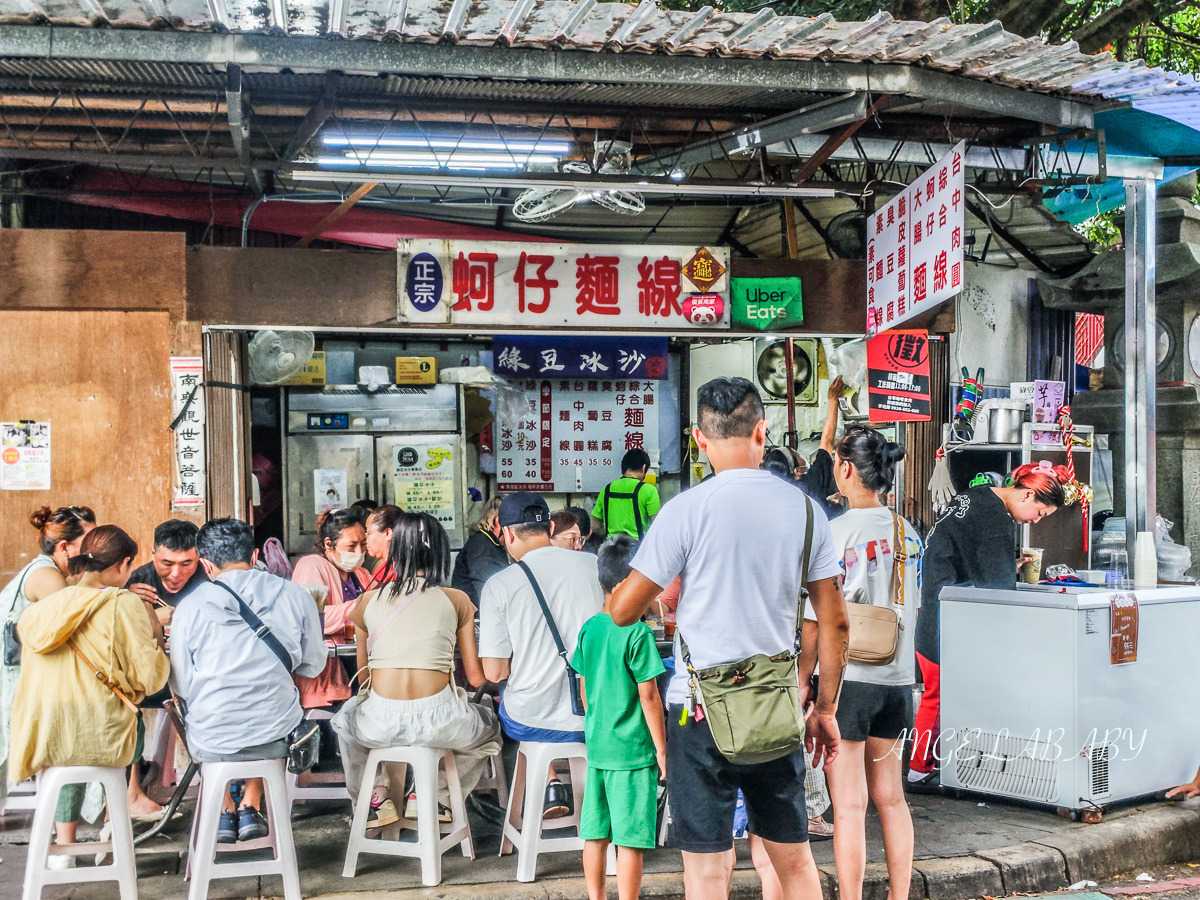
[0,310,173,578]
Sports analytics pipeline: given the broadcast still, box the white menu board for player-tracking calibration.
[867,142,965,333]
[496,378,660,493]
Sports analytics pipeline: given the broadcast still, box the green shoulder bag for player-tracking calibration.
[680,496,813,765]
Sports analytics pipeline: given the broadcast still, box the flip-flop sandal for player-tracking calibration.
[808,816,835,841]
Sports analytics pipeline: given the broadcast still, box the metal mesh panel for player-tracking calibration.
[953,730,1060,804]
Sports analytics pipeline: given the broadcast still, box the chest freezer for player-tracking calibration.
[940,584,1200,812]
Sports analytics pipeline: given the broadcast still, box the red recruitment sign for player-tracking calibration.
[866,330,932,422]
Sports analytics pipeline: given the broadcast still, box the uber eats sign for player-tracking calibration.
[730,277,804,331]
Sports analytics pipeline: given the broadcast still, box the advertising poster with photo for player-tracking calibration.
[391,436,459,536]
[1,420,51,490]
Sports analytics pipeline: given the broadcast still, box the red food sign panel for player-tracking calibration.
[866,329,932,422]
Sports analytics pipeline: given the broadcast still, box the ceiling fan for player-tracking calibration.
[512,140,646,223]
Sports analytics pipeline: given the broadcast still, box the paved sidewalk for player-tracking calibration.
[2,788,1198,900]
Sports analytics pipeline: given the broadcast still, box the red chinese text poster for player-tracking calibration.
[866,330,932,422]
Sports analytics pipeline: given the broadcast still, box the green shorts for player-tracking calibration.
[580,764,658,850]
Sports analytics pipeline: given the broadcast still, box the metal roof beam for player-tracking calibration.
[282,75,337,162]
[225,63,262,193]
[0,26,1097,130]
[644,92,869,172]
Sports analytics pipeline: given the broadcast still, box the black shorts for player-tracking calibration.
[836,682,913,742]
[666,706,809,853]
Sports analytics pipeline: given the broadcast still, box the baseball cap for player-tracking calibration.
[497,492,550,528]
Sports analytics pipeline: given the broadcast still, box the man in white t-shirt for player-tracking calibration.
[611,377,849,900]
[479,491,603,817]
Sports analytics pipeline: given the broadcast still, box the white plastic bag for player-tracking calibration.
[1155,515,1192,581]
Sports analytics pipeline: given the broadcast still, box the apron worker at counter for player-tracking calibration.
[593,450,661,540]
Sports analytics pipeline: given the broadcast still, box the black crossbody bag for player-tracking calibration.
[516,560,585,717]
[3,563,36,666]
[213,581,320,774]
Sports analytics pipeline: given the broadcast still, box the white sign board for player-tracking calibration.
[170,357,206,507]
[398,239,730,330]
[1,421,51,490]
[867,142,966,333]
[497,378,660,493]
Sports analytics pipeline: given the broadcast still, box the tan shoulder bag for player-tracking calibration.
[846,514,905,665]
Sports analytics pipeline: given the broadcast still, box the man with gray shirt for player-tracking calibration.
[611,377,849,900]
[171,518,327,843]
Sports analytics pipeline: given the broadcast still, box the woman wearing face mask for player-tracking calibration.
[909,460,1075,790]
[0,505,96,805]
[292,509,372,708]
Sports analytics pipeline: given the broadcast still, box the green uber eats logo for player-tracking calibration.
[731,277,804,331]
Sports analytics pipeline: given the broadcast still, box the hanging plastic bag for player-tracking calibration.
[829,339,867,394]
[1155,515,1193,582]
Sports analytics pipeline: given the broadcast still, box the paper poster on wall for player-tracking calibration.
[392,437,459,535]
[1,421,51,490]
[314,469,348,514]
[170,357,206,507]
[866,330,932,422]
[496,379,660,493]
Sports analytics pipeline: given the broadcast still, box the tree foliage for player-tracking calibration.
[663,0,1200,73]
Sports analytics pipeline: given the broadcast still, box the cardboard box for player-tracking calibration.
[279,351,326,386]
[395,356,438,385]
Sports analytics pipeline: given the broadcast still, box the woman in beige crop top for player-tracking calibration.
[332,512,502,820]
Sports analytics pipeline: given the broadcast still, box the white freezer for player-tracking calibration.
[940,584,1200,812]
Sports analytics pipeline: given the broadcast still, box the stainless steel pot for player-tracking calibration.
[988,401,1026,444]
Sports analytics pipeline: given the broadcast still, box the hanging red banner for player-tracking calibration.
[867,330,932,422]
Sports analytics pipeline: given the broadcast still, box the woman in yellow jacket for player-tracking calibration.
[10,525,170,860]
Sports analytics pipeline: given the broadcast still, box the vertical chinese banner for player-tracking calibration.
[866,141,965,333]
[866,330,932,422]
[170,357,206,507]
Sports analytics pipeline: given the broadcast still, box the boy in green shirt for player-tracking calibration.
[572,535,667,900]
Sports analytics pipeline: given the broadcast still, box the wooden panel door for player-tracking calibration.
[0,310,172,578]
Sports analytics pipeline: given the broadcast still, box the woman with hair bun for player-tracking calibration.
[909,459,1075,791]
[0,506,96,804]
[292,508,372,708]
[9,525,169,860]
[818,425,920,900]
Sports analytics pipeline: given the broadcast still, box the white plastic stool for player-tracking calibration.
[187,758,300,900]
[23,766,137,900]
[500,741,589,883]
[3,777,39,814]
[287,709,350,806]
[343,745,473,886]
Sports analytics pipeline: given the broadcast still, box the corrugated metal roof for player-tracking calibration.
[0,0,1196,110]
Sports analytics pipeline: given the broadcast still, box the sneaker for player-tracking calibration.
[807,815,834,841]
[905,771,941,795]
[217,810,238,844]
[237,807,269,842]
[368,798,400,828]
[543,779,570,819]
[47,853,77,871]
[403,792,453,822]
